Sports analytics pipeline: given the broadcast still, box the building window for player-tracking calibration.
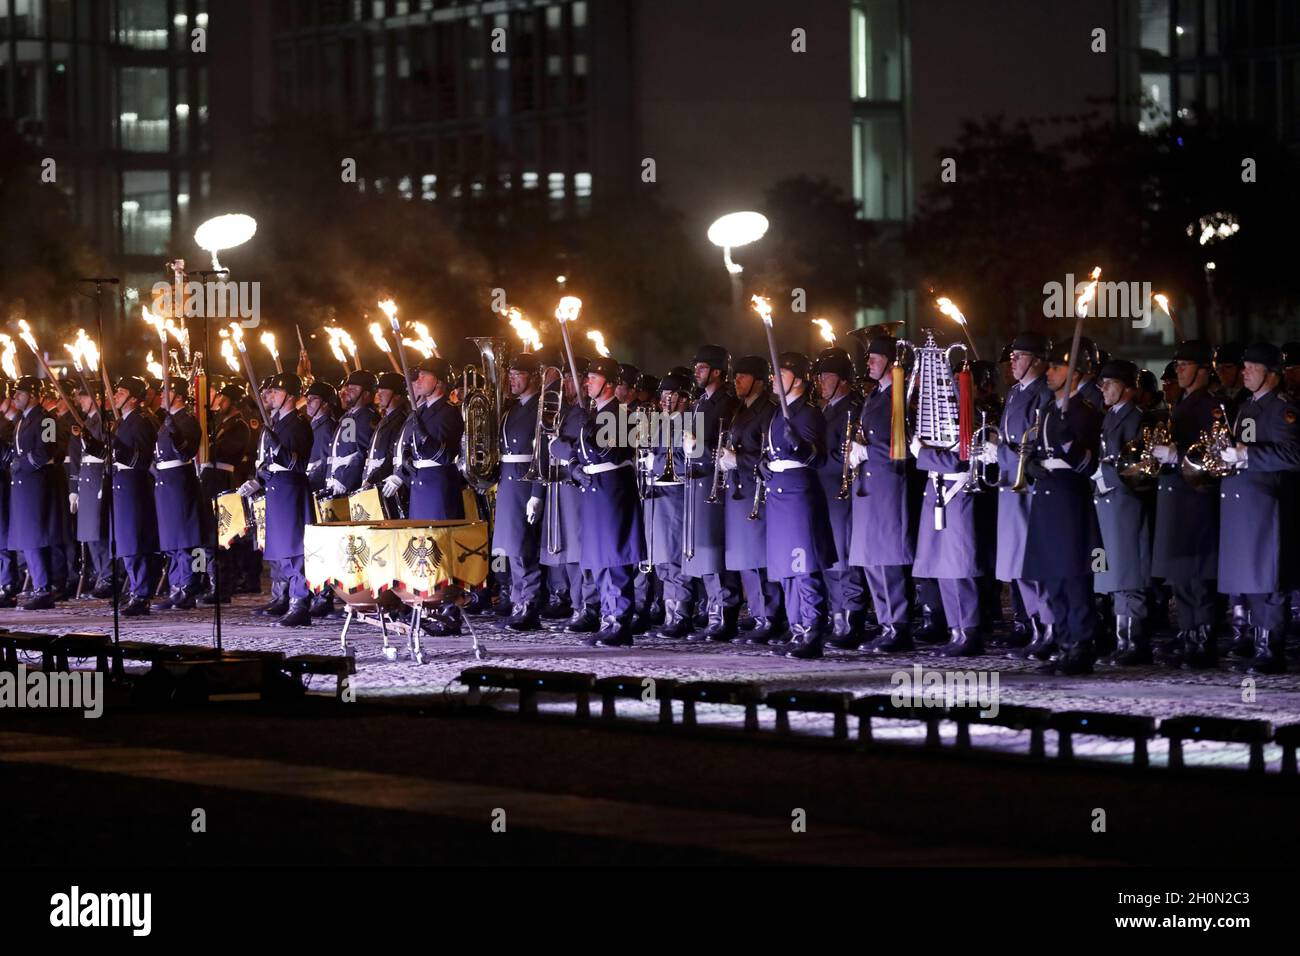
[851,0,902,102]
[421,173,437,200]
[118,67,170,152]
[116,0,169,50]
[121,170,171,256]
[1138,72,1171,131]
[1139,0,1171,57]
[853,115,904,221]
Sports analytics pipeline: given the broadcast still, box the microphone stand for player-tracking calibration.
[196,268,225,654]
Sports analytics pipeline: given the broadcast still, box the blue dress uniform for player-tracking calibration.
[1090,361,1154,665]
[0,411,17,601]
[540,390,584,617]
[1020,389,1103,669]
[1217,346,1300,673]
[72,404,113,595]
[644,377,692,637]
[913,444,988,654]
[9,384,62,606]
[326,389,378,494]
[109,384,160,612]
[723,364,784,642]
[814,348,868,644]
[763,356,837,658]
[492,383,544,624]
[366,401,409,494]
[682,348,742,639]
[152,386,203,608]
[246,378,315,625]
[199,393,251,603]
[1151,352,1222,653]
[52,406,76,592]
[395,390,465,520]
[849,356,915,648]
[570,365,646,644]
[306,407,338,494]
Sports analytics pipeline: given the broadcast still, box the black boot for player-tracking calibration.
[705,604,740,642]
[1229,606,1254,657]
[506,602,541,632]
[594,615,634,647]
[1010,621,1055,661]
[1157,628,1190,666]
[933,626,983,657]
[786,625,826,660]
[563,606,600,634]
[122,595,151,617]
[1100,617,1131,666]
[1181,624,1218,670]
[0,588,17,609]
[1040,640,1096,675]
[743,615,785,645]
[654,600,694,638]
[915,604,945,645]
[826,611,863,650]
[309,591,335,617]
[158,586,196,610]
[275,597,313,627]
[1245,627,1287,675]
[647,597,665,625]
[1116,618,1153,666]
[864,624,914,653]
[421,604,463,636]
[151,588,176,610]
[22,588,56,611]
[684,604,720,643]
[254,580,290,617]
[539,594,571,620]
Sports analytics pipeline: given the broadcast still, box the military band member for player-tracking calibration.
[52,379,78,597]
[392,356,466,520]
[761,352,837,659]
[1213,342,1249,419]
[646,371,694,637]
[366,371,410,515]
[614,363,640,405]
[548,358,602,633]
[7,378,62,609]
[151,376,203,610]
[107,376,160,616]
[199,382,251,605]
[1215,343,1300,674]
[570,355,647,646]
[239,372,314,627]
[682,345,742,641]
[848,336,915,652]
[1160,360,1183,409]
[324,370,379,498]
[1151,341,1222,668]
[492,352,546,631]
[813,346,868,648]
[1023,346,1103,673]
[718,355,785,643]
[1091,360,1154,665]
[69,382,112,599]
[0,381,17,606]
[304,381,339,494]
[985,332,1056,655]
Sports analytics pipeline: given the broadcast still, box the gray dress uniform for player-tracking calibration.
[724,392,783,625]
[494,391,545,614]
[913,445,986,629]
[817,390,868,632]
[72,408,112,590]
[681,385,741,627]
[994,373,1055,619]
[545,397,596,617]
[1092,401,1152,618]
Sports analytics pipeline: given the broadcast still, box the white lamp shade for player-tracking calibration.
[194,213,258,252]
[707,211,769,249]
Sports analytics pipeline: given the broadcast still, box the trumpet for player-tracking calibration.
[1010,407,1042,493]
[963,409,1001,494]
[748,466,767,520]
[705,422,726,504]
[837,412,866,500]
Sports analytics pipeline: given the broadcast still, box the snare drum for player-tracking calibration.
[214,491,251,549]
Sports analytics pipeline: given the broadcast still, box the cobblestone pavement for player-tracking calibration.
[5,596,1299,772]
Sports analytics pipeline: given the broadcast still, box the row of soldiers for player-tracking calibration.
[481,335,1300,675]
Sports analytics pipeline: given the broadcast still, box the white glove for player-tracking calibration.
[848,441,869,469]
[908,434,923,459]
[981,440,1000,465]
[1152,444,1178,465]
[526,496,542,524]
[238,479,261,497]
[1219,444,1246,465]
[382,474,404,498]
[638,451,656,470]
[1042,457,1070,471]
[718,447,738,472]
[682,432,699,459]
[325,478,346,496]
[69,492,79,515]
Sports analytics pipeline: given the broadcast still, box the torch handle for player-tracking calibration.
[237,346,274,433]
[762,324,790,421]
[28,347,86,430]
[556,319,587,412]
[1062,315,1085,409]
[388,320,416,394]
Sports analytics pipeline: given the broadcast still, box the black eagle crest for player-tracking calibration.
[401,535,442,578]
[339,534,370,575]
[350,502,372,521]
[217,502,233,537]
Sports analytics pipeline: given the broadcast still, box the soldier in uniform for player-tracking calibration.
[199,382,251,605]
[682,345,741,641]
[847,336,915,652]
[51,379,78,598]
[0,381,18,606]
[1160,360,1183,409]
[1022,345,1103,673]
[717,355,785,643]
[981,332,1056,654]
[645,371,694,637]
[366,370,410,515]
[392,356,465,520]
[488,352,545,631]
[7,378,62,609]
[1151,340,1222,668]
[239,372,314,627]
[304,381,339,495]
[1090,360,1155,665]
[1215,343,1300,674]
[324,369,379,500]
[761,352,837,659]
[107,376,159,616]
[68,382,112,599]
[569,354,646,646]
[547,358,602,633]
[150,377,203,610]
[813,347,868,648]
[614,364,640,405]
[1214,342,1249,418]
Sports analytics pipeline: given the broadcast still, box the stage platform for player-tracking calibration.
[5,595,1299,774]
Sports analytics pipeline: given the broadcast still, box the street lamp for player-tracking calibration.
[194,213,258,273]
[708,211,769,329]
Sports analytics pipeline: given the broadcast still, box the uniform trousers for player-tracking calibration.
[0,550,18,590]
[1110,589,1149,620]
[937,577,981,629]
[863,565,910,626]
[123,554,150,598]
[825,565,867,616]
[656,562,692,606]
[1170,579,1217,628]
[693,570,740,612]
[509,556,543,607]
[1033,576,1095,649]
[272,555,310,601]
[164,548,195,592]
[781,572,828,631]
[22,547,51,590]
[739,568,784,619]
[594,565,636,621]
[1242,592,1288,631]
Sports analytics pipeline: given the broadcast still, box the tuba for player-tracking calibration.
[904,330,967,450]
[460,336,511,494]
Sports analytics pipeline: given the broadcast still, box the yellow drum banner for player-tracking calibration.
[347,487,386,522]
[252,493,266,552]
[304,520,489,597]
[214,492,249,549]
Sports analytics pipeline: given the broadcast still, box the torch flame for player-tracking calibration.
[402,321,438,359]
[64,339,82,371]
[506,307,542,352]
[811,318,836,344]
[750,295,773,326]
[586,329,611,358]
[368,322,392,354]
[259,331,279,363]
[141,305,166,337]
[340,330,358,364]
[935,297,967,327]
[1153,293,1172,316]
[227,322,246,350]
[16,319,39,355]
[0,335,15,379]
[146,351,164,381]
[1075,267,1102,319]
[220,337,239,373]
[74,328,98,373]
[378,298,398,327]
[555,296,583,324]
[163,317,190,358]
[323,327,347,365]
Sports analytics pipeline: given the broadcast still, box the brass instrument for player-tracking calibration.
[523,371,564,482]
[705,422,726,504]
[529,375,565,555]
[963,409,1001,494]
[1182,412,1237,490]
[836,410,865,500]
[1010,407,1042,493]
[460,336,511,495]
[1115,420,1168,492]
[683,417,699,561]
[748,467,767,521]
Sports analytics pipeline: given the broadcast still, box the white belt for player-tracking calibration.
[268,463,294,473]
[113,462,137,471]
[583,461,632,475]
[413,460,447,469]
[200,462,236,472]
[156,459,189,470]
[329,453,359,466]
[365,457,384,470]
[81,455,105,465]
[501,453,533,463]
[768,460,808,472]
[653,479,683,486]
[554,458,571,466]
